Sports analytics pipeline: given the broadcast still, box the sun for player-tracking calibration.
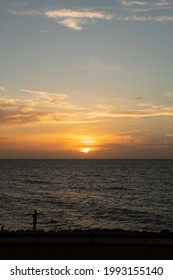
[81,147,90,153]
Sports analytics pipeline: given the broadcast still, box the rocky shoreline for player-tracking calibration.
[0,228,173,260]
[0,227,172,236]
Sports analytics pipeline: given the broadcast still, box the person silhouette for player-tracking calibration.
[32,209,43,231]
[32,210,38,231]
[1,225,4,231]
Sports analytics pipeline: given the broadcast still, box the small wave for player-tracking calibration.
[24,179,49,184]
[47,220,58,224]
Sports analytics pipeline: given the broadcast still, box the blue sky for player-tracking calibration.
[0,0,173,158]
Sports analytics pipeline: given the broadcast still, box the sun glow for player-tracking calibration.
[81,147,90,153]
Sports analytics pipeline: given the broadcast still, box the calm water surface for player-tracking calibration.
[0,159,173,232]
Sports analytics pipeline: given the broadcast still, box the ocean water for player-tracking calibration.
[0,159,173,232]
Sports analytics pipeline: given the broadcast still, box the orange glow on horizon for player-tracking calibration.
[0,131,144,158]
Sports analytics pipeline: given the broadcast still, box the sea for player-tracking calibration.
[0,159,173,232]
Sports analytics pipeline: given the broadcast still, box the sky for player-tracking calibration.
[0,0,173,159]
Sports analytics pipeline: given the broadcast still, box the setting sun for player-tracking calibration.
[81,148,90,153]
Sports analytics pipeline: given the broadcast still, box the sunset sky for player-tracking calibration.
[0,0,173,159]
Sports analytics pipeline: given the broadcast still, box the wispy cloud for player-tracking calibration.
[121,0,148,7]
[113,97,144,100]
[0,97,20,107]
[0,89,91,126]
[0,86,5,91]
[114,14,173,22]
[119,0,173,16]
[103,107,173,118]
[9,9,41,16]
[21,89,67,104]
[120,0,171,8]
[45,9,112,20]
[153,15,173,22]
[56,18,84,31]
[0,102,72,126]
[1,88,173,126]
[44,9,112,20]
[101,135,145,147]
[21,89,86,110]
[91,99,173,118]
[44,9,113,30]
[9,8,113,30]
[8,2,173,30]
